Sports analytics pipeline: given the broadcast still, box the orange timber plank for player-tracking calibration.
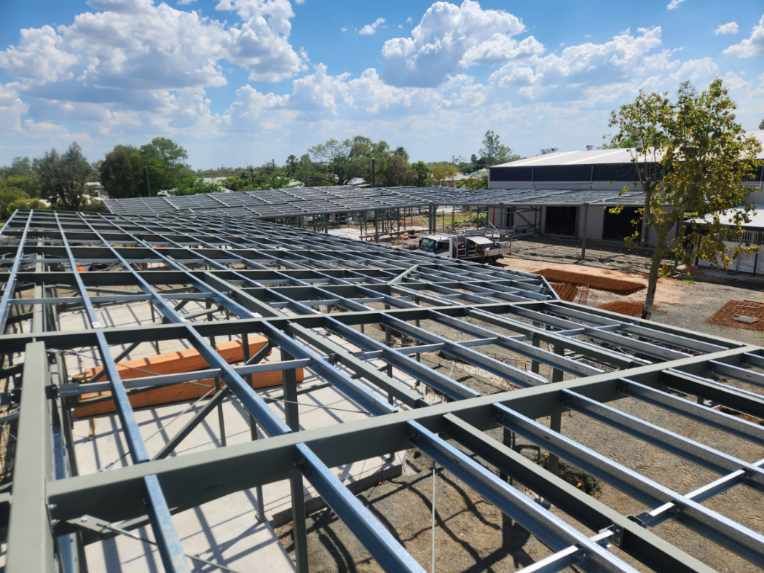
[73,338,304,419]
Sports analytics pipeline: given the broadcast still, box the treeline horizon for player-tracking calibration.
[0,130,516,216]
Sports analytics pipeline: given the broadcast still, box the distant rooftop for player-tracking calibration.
[493,130,764,168]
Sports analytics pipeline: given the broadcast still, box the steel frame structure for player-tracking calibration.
[104,185,647,220]
[0,209,762,572]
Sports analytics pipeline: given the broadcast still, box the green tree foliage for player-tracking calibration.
[609,79,761,319]
[412,161,431,186]
[140,137,191,193]
[34,143,92,209]
[429,162,459,184]
[308,136,422,186]
[174,177,223,195]
[100,137,208,197]
[478,130,512,166]
[100,145,145,198]
[223,162,291,190]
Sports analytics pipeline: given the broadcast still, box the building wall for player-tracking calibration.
[486,203,671,247]
[697,242,764,275]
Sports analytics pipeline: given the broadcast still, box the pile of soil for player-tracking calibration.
[538,268,645,294]
[597,300,646,317]
[708,300,764,331]
[550,282,578,301]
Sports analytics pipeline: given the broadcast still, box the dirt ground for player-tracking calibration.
[274,241,763,571]
[275,340,763,572]
[500,255,764,347]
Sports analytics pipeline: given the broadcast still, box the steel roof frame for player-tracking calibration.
[104,185,648,219]
[0,209,762,572]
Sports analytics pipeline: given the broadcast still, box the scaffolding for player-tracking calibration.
[0,209,762,572]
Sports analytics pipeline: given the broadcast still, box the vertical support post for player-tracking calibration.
[500,426,515,550]
[530,333,540,374]
[7,342,55,573]
[753,247,760,276]
[428,204,436,233]
[548,343,564,475]
[283,348,308,572]
[215,375,226,447]
[580,204,589,260]
[241,333,265,520]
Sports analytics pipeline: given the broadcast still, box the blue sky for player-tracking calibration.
[0,0,762,168]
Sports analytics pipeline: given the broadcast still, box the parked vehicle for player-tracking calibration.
[418,232,509,263]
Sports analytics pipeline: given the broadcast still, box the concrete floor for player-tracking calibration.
[54,296,409,571]
[74,376,404,572]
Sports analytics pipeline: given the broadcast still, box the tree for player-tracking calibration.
[34,143,91,209]
[412,161,430,186]
[609,79,761,319]
[99,137,195,197]
[100,145,145,198]
[430,162,459,183]
[479,130,512,166]
[140,137,192,193]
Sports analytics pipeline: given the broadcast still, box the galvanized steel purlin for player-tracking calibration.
[0,209,763,572]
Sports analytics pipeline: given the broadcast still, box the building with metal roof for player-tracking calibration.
[486,136,764,258]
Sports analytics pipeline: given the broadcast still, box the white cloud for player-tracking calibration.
[359,17,385,36]
[0,0,757,168]
[461,34,543,66]
[382,0,528,86]
[0,84,28,132]
[216,0,305,80]
[666,0,685,11]
[724,14,764,58]
[0,0,305,141]
[490,27,667,96]
[714,21,739,36]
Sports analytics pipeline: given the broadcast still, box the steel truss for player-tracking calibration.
[103,185,647,220]
[0,209,762,572]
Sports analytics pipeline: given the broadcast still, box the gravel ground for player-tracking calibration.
[275,246,763,572]
[499,255,764,347]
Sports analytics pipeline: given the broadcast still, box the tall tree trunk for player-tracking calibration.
[642,250,661,320]
[642,227,666,320]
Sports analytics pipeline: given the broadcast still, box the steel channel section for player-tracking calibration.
[43,344,760,568]
[494,403,764,562]
[408,421,639,572]
[119,214,655,570]
[561,388,764,485]
[76,212,423,571]
[3,210,764,571]
[6,342,55,573]
[441,414,713,573]
[52,213,191,572]
[0,211,32,334]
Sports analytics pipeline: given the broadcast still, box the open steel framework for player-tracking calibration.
[104,185,648,219]
[0,209,762,572]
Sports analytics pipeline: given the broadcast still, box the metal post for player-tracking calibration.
[500,426,515,550]
[283,348,308,572]
[548,343,564,475]
[580,204,589,260]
